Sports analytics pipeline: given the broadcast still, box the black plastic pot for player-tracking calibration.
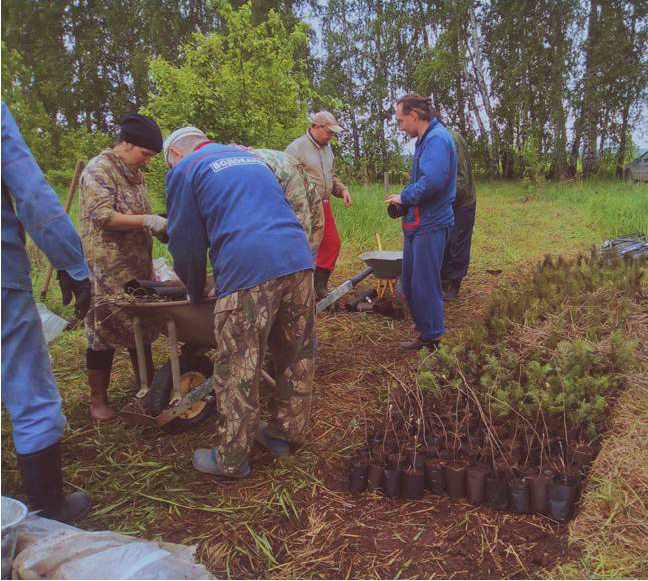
[571,445,596,467]
[514,465,536,480]
[486,473,509,510]
[521,444,540,466]
[466,465,489,504]
[444,461,467,500]
[383,468,401,499]
[387,453,404,471]
[353,447,371,461]
[367,432,385,447]
[424,460,445,494]
[402,468,425,500]
[370,446,389,465]
[558,471,581,487]
[367,462,384,492]
[548,481,578,522]
[408,452,426,470]
[503,439,523,462]
[508,478,530,514]
[387,202,407,219]
[528,471,554,514]
[349,459,369,493]
[462,443,482,463]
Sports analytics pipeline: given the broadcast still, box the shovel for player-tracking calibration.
[316,267,374,313]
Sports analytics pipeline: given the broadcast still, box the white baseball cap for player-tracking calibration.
[163,126,207,165]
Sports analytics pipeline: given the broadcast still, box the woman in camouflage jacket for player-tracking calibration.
[79,113,166,421]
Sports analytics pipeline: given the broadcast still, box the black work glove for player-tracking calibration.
[57,270,92,319]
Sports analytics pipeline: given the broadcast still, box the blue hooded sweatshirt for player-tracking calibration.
[165,142,313,303]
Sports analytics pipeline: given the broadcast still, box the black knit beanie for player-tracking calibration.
[119,112,163,153]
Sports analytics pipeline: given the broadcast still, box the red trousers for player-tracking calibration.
[315,200,341,272]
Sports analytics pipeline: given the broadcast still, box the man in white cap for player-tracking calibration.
[162,127,315,479]
[286,111,352,300]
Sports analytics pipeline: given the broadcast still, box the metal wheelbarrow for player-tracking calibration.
[118,251,403,434]
[316,250,403,311]
[117,296,277,434]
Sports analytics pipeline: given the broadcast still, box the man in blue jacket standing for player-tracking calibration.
[164,128,315,479]
[1,102,92,522]
[386,95,457,351]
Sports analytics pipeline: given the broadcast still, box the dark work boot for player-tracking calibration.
[399,337,441,351]
[16,441,92,524]
[314,267,332,301]
[444,278,462,301]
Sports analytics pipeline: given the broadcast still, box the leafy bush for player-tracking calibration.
[146,2,313,147]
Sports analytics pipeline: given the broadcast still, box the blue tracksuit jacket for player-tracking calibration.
[1,102,89,453]
[400,117,456,234]
[165,142,313,303]
[399,119,457,340]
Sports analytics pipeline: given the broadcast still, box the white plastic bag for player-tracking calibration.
[152,258,180,283]
[35,303,69,344]
[12,515,213,580]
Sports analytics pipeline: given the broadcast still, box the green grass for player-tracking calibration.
[28,177,648,343]
[331,178,647,273]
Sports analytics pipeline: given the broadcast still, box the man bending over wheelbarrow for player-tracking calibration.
[163,128,316,479]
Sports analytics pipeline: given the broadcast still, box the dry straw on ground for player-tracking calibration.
[553,311,648,579]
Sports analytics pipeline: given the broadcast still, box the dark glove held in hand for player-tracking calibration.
[57,270,92,319]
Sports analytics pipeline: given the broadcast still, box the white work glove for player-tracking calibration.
[142,214,168,242]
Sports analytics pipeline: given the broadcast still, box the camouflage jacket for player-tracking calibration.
[79,149,157,348]
[253,148,324,254]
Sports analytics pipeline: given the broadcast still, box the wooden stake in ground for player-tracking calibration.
[40,159,85,299]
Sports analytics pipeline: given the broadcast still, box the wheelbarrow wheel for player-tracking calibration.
[148,354,215,434]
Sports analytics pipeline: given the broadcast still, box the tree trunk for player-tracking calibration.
[581,0,601,179]
[467,92,491,174]
[467,5,500,177]
[616,3,638,177]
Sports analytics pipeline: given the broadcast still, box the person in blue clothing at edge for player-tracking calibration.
[386,94,457,351]
[163,127,316,480]
[1,102,92,522]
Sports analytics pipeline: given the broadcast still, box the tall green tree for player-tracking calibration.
[146,2,314,148]
[1,0,221,131]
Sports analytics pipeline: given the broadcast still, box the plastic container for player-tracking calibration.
[2,496,28,578]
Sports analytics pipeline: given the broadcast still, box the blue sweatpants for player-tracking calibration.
[1,288,66,454]
[442,202,476,281]
[402,227,451,340]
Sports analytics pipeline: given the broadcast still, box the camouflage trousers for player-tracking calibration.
[211,269,315,474]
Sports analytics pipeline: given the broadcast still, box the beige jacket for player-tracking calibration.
[285,130,347,202]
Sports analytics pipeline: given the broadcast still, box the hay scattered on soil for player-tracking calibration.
[551,309,648,579]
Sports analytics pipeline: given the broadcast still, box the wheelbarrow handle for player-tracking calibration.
[350,267,374,286]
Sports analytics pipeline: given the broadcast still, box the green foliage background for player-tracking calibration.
[3,1,647,183]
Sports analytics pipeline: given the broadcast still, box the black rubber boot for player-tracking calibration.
[16,441,91,524]
[399,337,441,351]
[444,278,462,301]
[314,267,332,301]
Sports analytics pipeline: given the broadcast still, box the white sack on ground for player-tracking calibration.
[12,515,213,580]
